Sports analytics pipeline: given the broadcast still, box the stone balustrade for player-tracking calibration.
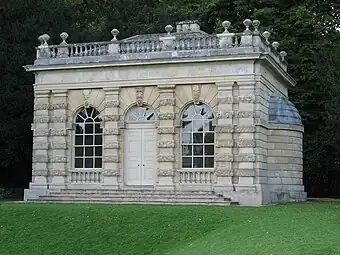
[178,170,214,184]
[70,170,103,184]
[34,19,288,70]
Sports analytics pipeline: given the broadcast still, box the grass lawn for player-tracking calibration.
[1,202,340,255]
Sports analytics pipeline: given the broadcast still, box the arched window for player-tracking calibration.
[74,107,102,169]
[181,102,215,169]
[125,106,155,122]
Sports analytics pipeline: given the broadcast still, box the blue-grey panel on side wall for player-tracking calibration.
[268,96,302,125]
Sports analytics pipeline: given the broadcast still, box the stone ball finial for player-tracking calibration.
[111,28,120,41]
[41,34,50,45]
[222,20,231,33]
[280,51,287,60]
[165,25,173,35]
[60,32,69,45]
[243,19,252,34]
[263,31,271,43]
[38,35,45,45]
[252,20,260,34]
[272,41,280,50]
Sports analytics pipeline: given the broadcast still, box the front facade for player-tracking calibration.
[24,20,306,205]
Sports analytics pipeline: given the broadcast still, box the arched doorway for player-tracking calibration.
[124,106,157,187]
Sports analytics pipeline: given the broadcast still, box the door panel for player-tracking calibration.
[124,129,142,185]
[141,129,157,185]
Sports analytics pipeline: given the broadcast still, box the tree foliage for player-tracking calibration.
[1,0,340,196]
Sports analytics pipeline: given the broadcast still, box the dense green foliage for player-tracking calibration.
[1,0,340,196]
[1,203,340,254]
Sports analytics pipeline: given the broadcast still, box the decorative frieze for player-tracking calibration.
[33,129,49,137]
[34,103,49,111]
[236,169,255,177]
[216,139,234,148]
[103,128,119,135]
[104,100,120,108]
[234,154,256,162]
[32,170,47,176]
[34,116,49,123]
[159,98,176,106]
[103,114,120,122]
[157,168,175,176]
[50,142,68,149]
[215,125,256,133]
[103,142,120,149]
[234,111,255,118]
[157,154,175,162]
[158,140,175,148]
[50,156,67,163]
[215,153,233,162]
[158,113,175,120]
[157,127,175,134]
[50,102,68,110]
[216,111,233,119]
[50,116,67,123]
[103,169,121,176]
[49,170,67,176]
[50,129,68,136]
[217,96,255,105]
[236,139,256,148]
[214,167,232,177]
[103,155,119,163]
[217,97,233,104]
[235,125,256,133]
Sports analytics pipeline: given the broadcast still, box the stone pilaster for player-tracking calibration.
[235,81,256,187]
[102,88,121,189]
[156,84,176,190]
[31,90,51,189]
[214,83,233,189]
[48,89,68,189]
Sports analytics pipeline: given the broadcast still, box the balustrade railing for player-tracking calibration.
[70,170,102,184]
[120,40,162,53]
[178,170,214,184]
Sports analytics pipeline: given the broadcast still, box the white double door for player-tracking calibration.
[124,124,157,186]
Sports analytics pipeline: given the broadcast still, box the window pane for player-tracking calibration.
[204,133,214,143]
[85,123,93,133]
[182,145,192,156]
[78,109,87,119]
[204,145,214,155]
[85,135,93,145]
[75,158,83,168]
[95,124,102,133]
[75,135,83,145]
[95,158,102,168]
[205,157,214,168]
[85,158,93,168]
[181,133,192,143]
[75,124,84,134]
[193,157,203,168]
[193,145,203,156]
[85,147,94,156]
[204,120,214,131]
[95,135,102,145]
[76,115,84,123]
[193,133,203,143]
[181,121,192,131]
[182,157,192,168]
[86,107,94,118]
[95,147,102,156]
[75,147,83,157]
[193,119,204,132]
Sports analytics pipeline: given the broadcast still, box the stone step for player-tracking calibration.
[48,192,225,199]
[35,196,231,205]
[57,189,215,195]
[42,193,230,201]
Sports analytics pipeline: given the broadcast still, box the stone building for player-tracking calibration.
[24,19,306,205]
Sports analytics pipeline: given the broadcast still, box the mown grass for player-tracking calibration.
[0,202,340,255]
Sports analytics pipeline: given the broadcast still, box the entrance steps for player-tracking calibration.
[28,189,238,206]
